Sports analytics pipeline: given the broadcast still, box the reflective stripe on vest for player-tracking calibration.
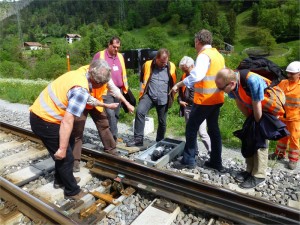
[30,68,89,124]
[238,72,286,116]
[99,50,128,93]
[47,84,67,109]
[193,48,225,105]
[285,96,300,108]
[38,91,63,121]
[278,80,300,120]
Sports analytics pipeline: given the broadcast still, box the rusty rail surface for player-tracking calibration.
[1,121,299,224]
[0,177,77,225]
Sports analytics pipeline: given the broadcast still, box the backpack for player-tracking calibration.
[237,57,286,89]
[237,63,287,118]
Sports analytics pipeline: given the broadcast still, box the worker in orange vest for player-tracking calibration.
[177,56,211,154]
[269,61,300,170]
[126,48,177,147]
[170,30,225,172]
[30,59,114,200]
[215,68,286,188]
[92,36,128,141]
[72,65,134,172]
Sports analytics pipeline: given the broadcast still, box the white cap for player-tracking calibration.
[286,61,300,73]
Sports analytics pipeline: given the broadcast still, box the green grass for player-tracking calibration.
[0,78,48,104]
[0,76,245,148]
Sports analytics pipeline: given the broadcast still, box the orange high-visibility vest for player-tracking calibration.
[180,73,187,95]
[278,79,300,121]
[79,65,108,113]
[99,50,128,94]
[30,68,89,124]
[193,48,225,105]
[238,72,286,117]
[139,60,176,99]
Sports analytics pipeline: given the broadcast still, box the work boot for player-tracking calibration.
[126,138,143,147]
[104,148,118,156]
[204,161,227,174]
[268,153,284,160]
[239,176,265,189]
[234,171,251,183]
[288,161,297,170]
[64,190,86,201]
[73,160,80,172]
[54,177,81,189]
[172,161,196,170]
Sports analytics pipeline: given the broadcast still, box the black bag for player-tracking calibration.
[122,89,136,113]
[237,56,286,87]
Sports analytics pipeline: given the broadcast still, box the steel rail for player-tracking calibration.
[1,121,299,224]
[83,149,299,225]
[0,177,78,225]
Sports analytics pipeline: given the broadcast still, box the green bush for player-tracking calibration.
[31,54,67,80]
[0,61,30,79]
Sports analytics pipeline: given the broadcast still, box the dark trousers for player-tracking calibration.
[181,103,223,167]
[30,112,80,196]
[103,94,121,140]
[134,94,168,142]
[72,108,116,160]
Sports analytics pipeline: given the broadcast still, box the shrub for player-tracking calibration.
[0,61,30,79]
[31,54,67,80]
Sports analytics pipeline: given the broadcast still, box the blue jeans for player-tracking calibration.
[181,103,223,167]
[134,94,168,142]
[30,112,80,196]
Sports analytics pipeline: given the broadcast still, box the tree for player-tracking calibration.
[120,32,141,50]
[146,27,169,49]
[255,29,277,55]
[258,8,288,39]
[226,9,236,44]
[217,13,230,42]
[251,3,259,25]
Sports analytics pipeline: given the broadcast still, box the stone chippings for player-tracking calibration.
[0,155,51,176]
[1,102,299,209]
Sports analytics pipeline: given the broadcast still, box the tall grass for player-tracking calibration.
[0,78,48,104]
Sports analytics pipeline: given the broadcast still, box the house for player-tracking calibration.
[65,34,81,44]
[24,42,43,50]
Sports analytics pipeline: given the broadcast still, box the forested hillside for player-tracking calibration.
[0,0,299,80]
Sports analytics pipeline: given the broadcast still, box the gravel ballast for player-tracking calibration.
[1,99,299,210]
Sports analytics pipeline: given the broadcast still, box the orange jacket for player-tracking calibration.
[278,79,300,121]
[79,65,108,112]
[193,48,225,105]
[238,72,286,117]
[99,50,128,94]
[139,60,176,107]
[30,68,89,124]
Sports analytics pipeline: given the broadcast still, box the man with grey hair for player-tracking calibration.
[72,60,134,172]
[178,56,211,154]
[29,59,130,200]
[170,29,226,172]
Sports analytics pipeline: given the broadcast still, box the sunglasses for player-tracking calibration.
[218,83,230,91]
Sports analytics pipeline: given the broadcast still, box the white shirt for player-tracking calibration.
[183,45,211,88]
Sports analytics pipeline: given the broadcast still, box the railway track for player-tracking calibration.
[0,121,299,225]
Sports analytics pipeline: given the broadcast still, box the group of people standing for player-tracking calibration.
[29,29,299,199]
